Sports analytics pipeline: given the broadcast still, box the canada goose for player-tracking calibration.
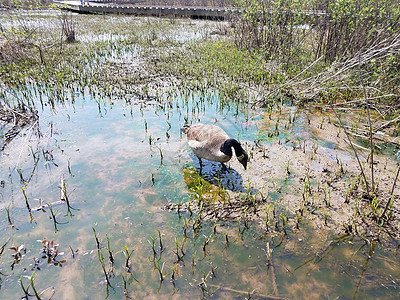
[182,123,248,173]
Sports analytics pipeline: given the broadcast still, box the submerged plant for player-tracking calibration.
[21,187,35,223]
[47,203,68,233]
[19,272,55,300]
[37,240,66,267]
[93,227,112,289]
[9,244,26,270]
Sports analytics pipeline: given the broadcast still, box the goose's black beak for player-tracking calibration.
[241,160,247,170]
[239,153,248,170]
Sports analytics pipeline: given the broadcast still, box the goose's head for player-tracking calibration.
[237,152,249,170]
[221,138,249,170]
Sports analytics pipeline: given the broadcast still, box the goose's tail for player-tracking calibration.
[181,124,191,134]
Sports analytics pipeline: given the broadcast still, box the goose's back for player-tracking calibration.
[184,123,231,162]
[185,123,229,144]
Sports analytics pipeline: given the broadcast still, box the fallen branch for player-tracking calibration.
[329,101,370,194]
[207,283,287,299]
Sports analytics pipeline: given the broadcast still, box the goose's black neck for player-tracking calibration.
[220,139,245,157]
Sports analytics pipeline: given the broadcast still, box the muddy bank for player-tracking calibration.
[165,108,400,241]
[0,103,38,151]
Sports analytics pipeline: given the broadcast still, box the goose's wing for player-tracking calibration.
[185,123,229,144]
[184,123,232,162]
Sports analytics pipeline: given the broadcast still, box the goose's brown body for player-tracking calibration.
[183,123,248,170]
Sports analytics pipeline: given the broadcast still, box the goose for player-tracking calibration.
[182,123,248,173]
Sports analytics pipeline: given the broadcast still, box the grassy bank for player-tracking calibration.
[1,1,399,108]
[146,0,400,107]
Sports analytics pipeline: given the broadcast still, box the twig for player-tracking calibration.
[353,242,376,299]
[207,283,286,299]
[358,52,374,192]
[31,200,64,212]
[60,175,66,201]
[270,262,279,297]
[376,115,400,131]
[329,101,370,194]
[295,35,400,97]
[380,164,400,221]
[391,164,400,197]
[317,94,398,109]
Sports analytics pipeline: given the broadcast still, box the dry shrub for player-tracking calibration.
[232,0,400,104]
[312,0,400,63]
[60,12,75,43]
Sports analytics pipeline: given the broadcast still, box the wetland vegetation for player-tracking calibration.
[0,0,399,299]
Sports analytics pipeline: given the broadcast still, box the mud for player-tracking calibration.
[0,103,38,151]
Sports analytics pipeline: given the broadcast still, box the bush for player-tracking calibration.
[313,0,400,63]
[232,0,400,102]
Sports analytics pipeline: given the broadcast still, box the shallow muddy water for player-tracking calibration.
[0,13,399,300]
[0,88,398,299]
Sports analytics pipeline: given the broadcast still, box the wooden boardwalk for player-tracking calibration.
[54,1,236,20]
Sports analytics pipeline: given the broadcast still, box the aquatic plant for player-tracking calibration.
[21,187,35,223]
[92,227,113,289]
[37,240,66,267]
[47,203,68,233]
[9,244,25,270]
[19,272,55,300]
[5,205,16,229]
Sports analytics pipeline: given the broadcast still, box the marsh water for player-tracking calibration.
[0,12,399,299]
